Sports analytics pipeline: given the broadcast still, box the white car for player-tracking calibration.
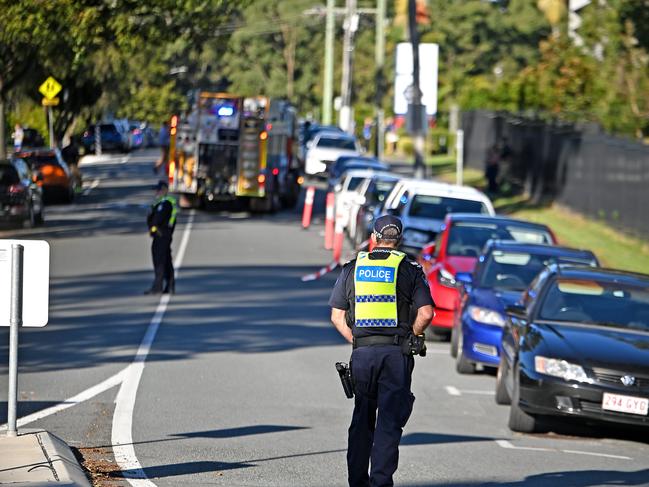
[382,179,495,256]
[334,169,380,230]
[346,173,401,245]
[305,131,361,176]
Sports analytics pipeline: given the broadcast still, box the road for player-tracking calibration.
[1,149,649,486]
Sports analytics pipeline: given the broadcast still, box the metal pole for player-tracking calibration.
[374,0,386,160]
[340,0,357,133]
[408,0,425,178]
[47,107,54,148]
[95,124,102,156]
[6,244,24,437]
[322,0,336,125]
[456,129,464,186]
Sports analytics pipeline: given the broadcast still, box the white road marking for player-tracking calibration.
[111,210,194,486]
[82,178,100,196]
[495,440,632,460]
[445,386,462,396]
[0,367,128,431]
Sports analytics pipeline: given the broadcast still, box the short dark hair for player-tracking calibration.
[375,226,401,245]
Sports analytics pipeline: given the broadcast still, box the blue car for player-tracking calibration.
[452,240,599,373]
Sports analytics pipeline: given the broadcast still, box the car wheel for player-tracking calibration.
[450,323,459,358]
[455,330,476,374]
[495,354,511,405]
[508,371,538,433]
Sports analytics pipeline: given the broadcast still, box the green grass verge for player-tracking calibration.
[433,165,649,274]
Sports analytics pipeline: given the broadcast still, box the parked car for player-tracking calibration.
[328,156,389,188]
[497,265,649,432]
[15,148,75,203]
[453,240,599,373]
[382,179,495,257]
[0,158,44,228]
[81,122,130,153]
[305,131,361,176]
[418,214,557,339]
[349,173,402,247]
[333,169,396,233]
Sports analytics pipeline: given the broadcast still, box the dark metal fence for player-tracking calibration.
[461,110,649,237]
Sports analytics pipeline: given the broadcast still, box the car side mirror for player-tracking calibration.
[420,243,436,261]
[306,140,313,149]
[456,272,473,289]
[354,194,366,205]
[334,183,342,193]
[505,303,527,319]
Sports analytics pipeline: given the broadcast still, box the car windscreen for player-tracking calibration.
[538,278,649,331]
[317,137,356,150]
[408,195,488,220]
[346,176,364,192]
[22,156,60,168]
[479,251,596,291]
[447,222,553,257]
[0,164,19,186]
[369,180,397,204]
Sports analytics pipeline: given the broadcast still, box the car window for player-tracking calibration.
[317,137,356,150]
[478,251,595,291]
[0,164,20,185]
[22,155,60,168]
[100,124,119,134]
[539,279,649,331]
[345,176,363,192]
[408,194,488,220]
[447,222,553,257]
[367,179,396,205]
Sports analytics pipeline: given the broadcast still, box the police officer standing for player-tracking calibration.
[329,215,434,487]
[145,181,178,294]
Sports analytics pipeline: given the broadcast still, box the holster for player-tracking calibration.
[335,362,354,399]
[401,333,427,357]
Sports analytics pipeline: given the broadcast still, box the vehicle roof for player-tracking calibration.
[315,130,355,139]
[335,155,380,164]
[394,178,487,197]
[485,240,595,259]
[15,148,58,157]
[448,213,551,229]
[343,168,391,179]
[549,264,649,285]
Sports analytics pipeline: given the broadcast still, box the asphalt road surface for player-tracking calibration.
[1,149,649,486]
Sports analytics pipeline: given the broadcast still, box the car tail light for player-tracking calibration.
[257,174,266,186]
[9,184,26,194]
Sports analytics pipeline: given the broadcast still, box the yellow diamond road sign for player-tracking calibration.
[39,76,62,100]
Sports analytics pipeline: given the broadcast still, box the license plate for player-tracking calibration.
[602,393,649,416]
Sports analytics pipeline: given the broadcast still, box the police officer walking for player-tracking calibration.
[145,181,178,294]
[329,215,434,487]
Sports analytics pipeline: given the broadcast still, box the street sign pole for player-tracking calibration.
[6,244,24,437]
[47,106,54,148]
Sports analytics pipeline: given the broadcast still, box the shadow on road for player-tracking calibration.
[401,432,495,446]
[399,468,649,487]
[0,265,338,374]
[118,460,253,479]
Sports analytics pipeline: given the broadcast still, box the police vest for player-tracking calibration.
[353,250,405,328]
[153,195,178,226]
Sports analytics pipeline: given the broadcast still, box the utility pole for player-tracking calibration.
[407,0,425,178]
[322,0,336,125]
[339,0,358,134]
[374,0,386,159]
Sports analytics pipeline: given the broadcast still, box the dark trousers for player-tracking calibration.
[151,236,174,292]
[348,345,415,487]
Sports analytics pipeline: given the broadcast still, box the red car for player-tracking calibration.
[419,214,557,339]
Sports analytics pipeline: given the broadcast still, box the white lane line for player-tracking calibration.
[82,178,100,196]
[496,440,632,460]
[0,367,128,431]
[445,386,462,396]
[111,210,194,486]
[560,449,632,460]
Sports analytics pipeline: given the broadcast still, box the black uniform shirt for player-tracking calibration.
[147,199,174,238]
[328,247,435,338]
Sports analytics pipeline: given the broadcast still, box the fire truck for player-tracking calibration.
[168,92,302,211]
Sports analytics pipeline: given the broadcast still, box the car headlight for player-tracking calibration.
[468,306,505,326]
[437,268,457,288]
[402,229,429,244]
[534,356,592,383]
